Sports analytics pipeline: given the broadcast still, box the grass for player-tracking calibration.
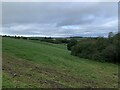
[2,37,118,88]
[2,72,32,88]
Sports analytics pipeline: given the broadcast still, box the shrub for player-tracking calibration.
[71,41,97,59]
[101,44,117,63]
[69,33,120,63]
[67,39,77,50]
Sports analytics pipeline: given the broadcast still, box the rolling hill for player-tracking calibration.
[2,37,118,88]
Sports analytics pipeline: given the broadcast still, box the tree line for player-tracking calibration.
[67,32,120,63]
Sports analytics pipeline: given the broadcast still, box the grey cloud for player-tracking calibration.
[2,2,117,25]
[2,2,118,37]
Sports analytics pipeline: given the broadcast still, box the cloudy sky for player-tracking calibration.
[2,2,118,37]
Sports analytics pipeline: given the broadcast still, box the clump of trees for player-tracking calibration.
[67,32,120,63]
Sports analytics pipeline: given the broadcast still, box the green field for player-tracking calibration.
[2,37,118,88]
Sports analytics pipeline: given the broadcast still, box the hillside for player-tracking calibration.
[2,37,118,88]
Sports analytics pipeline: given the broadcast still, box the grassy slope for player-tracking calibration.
[2,37,118,88]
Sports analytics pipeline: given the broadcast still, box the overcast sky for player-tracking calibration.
[2,2,118,37]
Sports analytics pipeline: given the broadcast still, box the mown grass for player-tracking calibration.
[2,37,118,88]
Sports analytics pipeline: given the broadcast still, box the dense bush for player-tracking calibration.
[71,40,98,59]
[67,39,77,50]
[101,44,117,63]
[68,33,120,63]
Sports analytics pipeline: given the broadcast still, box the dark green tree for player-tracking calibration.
[67,39,77,50]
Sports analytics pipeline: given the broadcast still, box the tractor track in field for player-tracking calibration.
[3,53,88,88]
